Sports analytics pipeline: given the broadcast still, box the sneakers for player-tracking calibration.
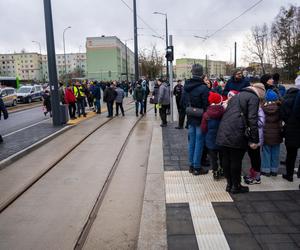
[175,126,183,129]
[193,168,208,176]
[226,184,232,192]
[244,175,261,185]
[231,184,249,194]
[282,174,293,182]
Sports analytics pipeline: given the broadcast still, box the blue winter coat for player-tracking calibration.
[223,76,250,96]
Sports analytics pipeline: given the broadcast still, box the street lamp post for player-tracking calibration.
[153,11,168,79]
[32,40,43,82]
[63,26,71,76]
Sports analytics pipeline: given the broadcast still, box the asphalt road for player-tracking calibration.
[0,106,51,136]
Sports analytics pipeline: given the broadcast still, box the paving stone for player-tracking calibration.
[260,242,300,250]
[246,192,269,201]
[266,191,293,201]
[164,165,180,171]
[252,201,279,213]
[275,201,300,212]
[260,212,291,226]
[166,203,196,236]
[254,234,294,244]
[250,226,272,234]
[235,201,256,213]
[289,234,300,247]
[225,234,261,250]
[219,219,251,234]
[213,203,242,219]
[286,212,300,226]
[288,191,300,202]
[268,225,300,234]
[167,235,198,250]
[243,213,266,226]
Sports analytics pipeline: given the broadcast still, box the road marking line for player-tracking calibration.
[3,119,51,138]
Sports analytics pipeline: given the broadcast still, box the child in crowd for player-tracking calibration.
[244,102,265,184]
[261,89,282,176]
[201,92,225,179]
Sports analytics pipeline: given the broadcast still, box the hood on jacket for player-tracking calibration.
[206,105,224,119]
[263,102,280,115]
[184,78,205,93]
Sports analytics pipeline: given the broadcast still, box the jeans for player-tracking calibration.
[188,125,205,169]
[135,101,144,115]
[94,99,101,113]
[261,144,280,173]
[76,98,86,116]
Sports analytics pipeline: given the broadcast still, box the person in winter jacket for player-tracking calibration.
[216,83,266,193]
[201,91,225,179]
[280,79,300,182]
[173,80,183,115]
[92,82,102,114]
[273,73,286,98]
[152,81,160,115]
[64,84,77,119]
[43,90,52,117]
[133,82,145,117]
[260,89,282,176]
[157,78,170,127]
[182,64,209,175]
[222,69,250,98]
[74,82,86,117]
[103,83,117,118]
[58,82,65,104]
[243,102,265,185]
[115,84,125,116]
[0,97,8,143]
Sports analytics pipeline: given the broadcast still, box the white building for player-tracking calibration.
[0,52,86,82]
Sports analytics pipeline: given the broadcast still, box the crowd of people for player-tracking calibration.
[168,64,300,194]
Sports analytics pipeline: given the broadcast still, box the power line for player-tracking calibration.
[120,0,163,39]
[206,0,263,40]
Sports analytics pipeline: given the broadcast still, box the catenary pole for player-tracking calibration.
[43,0,61,126]
[169,35,174,122]
[133,0,139,81]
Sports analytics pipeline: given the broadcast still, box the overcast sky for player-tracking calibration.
[0,0,298,66]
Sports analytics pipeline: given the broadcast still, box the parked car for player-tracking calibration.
[0,87,17,106]
[17,85,43,103]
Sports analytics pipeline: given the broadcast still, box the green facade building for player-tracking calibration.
[86,36,134,81]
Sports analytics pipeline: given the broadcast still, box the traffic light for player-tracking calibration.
[166,46,174,62]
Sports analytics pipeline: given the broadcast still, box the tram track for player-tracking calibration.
[0,104,154,249]
[0,104,136,213]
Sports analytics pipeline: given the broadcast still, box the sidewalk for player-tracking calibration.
[161,122,300,250]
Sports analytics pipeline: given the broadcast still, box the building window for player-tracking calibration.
[31,70,34,73]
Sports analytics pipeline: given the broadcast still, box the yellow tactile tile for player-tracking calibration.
[196,234,230,250]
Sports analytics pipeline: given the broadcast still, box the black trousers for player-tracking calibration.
[208,149,222,171]
[143,98,147,113]
[116,102,124,115]
[247,146,261,172]
[68,102,76,118]
[178,109,186,128]
[159,105,168,125]
[107,101,114,117]
[221,147,246,187]
[286,146,299,177]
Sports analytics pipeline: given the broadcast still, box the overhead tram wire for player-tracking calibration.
[120,0,164,40]
[205,0,263,40]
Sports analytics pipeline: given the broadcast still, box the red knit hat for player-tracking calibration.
[208,91,222,105]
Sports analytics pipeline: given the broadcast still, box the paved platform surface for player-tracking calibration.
[162,122,300,250]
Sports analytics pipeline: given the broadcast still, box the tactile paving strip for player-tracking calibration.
[164,170,300,250]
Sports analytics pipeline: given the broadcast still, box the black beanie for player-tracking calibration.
[191,64,203,77]
[260,74,272,85]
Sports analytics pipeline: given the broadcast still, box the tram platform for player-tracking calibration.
[0,101,299,250]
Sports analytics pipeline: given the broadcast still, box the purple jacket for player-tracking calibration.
[258,106,265,146]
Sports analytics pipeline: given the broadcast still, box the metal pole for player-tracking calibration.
[205,54,208,75]
[133,0,139,81]
[43,0,61,126]
[125,42,128,82]
[63,26,71,76]
[234,42,237,68]
[168,35,174,122]
[165,15,169,80]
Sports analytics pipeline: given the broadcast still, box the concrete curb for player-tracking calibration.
[137,124,167,250]
[0,125,72,170]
